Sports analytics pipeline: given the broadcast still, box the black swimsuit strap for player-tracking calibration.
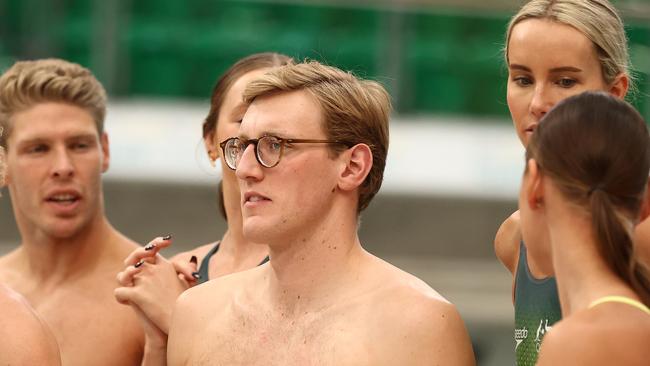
[196,242,220,285]
[196,242,269,284]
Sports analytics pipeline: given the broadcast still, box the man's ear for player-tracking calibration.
[338,144,373,192]
[525,158,544,210]
[639,179,650,222]
[100,132,110,173]
[609,73,629,100]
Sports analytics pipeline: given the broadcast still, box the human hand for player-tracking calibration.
[114,236,198,334]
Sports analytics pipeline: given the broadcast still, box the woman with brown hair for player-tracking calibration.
[114,52,292,363]
[519,91,650,365]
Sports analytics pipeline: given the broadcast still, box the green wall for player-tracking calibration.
[1,0,648,118]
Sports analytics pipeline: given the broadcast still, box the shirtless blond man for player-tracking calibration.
[0,59,144,365]
[0,132,60,365]
[168,61,475,365]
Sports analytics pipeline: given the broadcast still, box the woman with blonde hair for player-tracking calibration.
[494,0,649,364]
[519,91,650,365]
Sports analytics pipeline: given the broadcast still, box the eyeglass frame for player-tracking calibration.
[219,135,350,170]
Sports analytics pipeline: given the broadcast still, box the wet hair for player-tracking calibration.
[527,91,650,305]
[203,52,292,220]
[243,60,391,213]
[505,0,632,89]
[0,58,107,148]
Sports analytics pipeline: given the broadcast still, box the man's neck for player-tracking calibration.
[219,207,268,264]
[263,210,366,315]
[17,215,118,285]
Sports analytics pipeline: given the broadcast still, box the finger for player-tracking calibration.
[116,264,144,286]
[114,286,140,305]
[172,256,200,282]
[143,234,173,252]
[123,235,173,266]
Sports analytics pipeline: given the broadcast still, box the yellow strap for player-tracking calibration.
[589,295,650,315]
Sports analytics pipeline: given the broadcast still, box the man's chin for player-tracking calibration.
[41,218,86,240]
[243,218,277,243]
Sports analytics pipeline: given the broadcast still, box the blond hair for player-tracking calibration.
[505,0,631,88]
[0,58,107,148]
[243,60,391,213]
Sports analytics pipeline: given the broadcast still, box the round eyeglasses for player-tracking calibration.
[219,135,348,170]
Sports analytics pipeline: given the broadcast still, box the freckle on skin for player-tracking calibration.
[297,295,301,299]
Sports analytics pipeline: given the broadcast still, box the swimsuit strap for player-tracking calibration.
[589,295,650,315]
[259,255,270,266]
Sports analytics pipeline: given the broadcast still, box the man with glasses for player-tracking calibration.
[168,61,475,365]
[0,59,144,365]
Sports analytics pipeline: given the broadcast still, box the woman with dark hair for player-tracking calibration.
[114,52,292,363]
[519,91,650,364]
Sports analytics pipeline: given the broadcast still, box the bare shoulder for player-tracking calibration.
[494,210,521,275]
[365,258,475,365]
[113,230,142,253]
[0,248,21,283]
[537,310,650,366]
[170,242,218,264]
[173,262,264,323]
[0,285,61,365]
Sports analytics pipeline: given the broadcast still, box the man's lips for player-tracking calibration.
[243,191,271,204]
[44,190,81,206]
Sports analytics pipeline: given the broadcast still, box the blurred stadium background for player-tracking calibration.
[0,0,649,364]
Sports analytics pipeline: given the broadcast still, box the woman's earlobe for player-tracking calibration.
[609,73,629,99]
[208,150,218,167]
[526,159,544,209]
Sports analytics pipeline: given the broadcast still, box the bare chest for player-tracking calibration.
[188,308,374,366]
[25,283,143,366]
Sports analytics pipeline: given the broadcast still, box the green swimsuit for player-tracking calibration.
[514,242,562,366]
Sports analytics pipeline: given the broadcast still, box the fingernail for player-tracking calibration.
[162,234,172,241]
[192,272,201,280]
[134,260,144,268]
[189,255,197,265]
[144,243,156,251]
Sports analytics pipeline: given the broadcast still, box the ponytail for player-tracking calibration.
[590,189,650,306]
